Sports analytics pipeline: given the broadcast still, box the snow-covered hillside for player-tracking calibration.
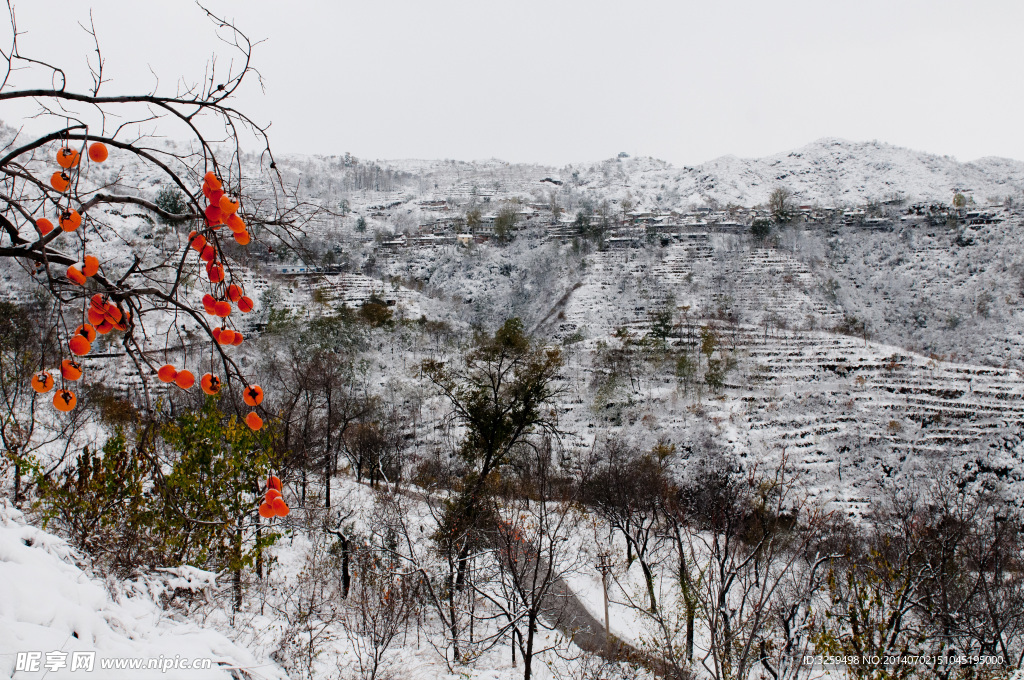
[0,502,286,680]
[558,138,1024,209]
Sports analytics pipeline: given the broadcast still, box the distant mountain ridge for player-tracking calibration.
[558,138,1024,209]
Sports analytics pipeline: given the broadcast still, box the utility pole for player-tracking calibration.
[596,551,613,653]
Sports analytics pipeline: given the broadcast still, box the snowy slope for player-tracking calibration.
[0,502,286,680]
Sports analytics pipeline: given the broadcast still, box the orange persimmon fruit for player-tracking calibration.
[245,412,263,431]
[68,335,91,356]
[174,369,195,390]
[189,232,207,252]
[87,142,108,162]
[237,296,254,313]
[66,265,87,286]
[75,324,97,342]
[50,171,70,192]
[200,373,221,395]
[207,264,225,283]
[218,195,240,215]
[226,213,246,233]
[53,389,76,412]
[82,255,99,278]
[157,364,178,383]
[57,147,80,169]
[31,372,54,393]
[243,385,264,407]
[59,209,82,232]
[36,218,54,236]
[61,359,83,381]
[271,497,289,516]
[204,204,222,226]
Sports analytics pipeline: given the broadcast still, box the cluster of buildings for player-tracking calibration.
[368,196,1008,253]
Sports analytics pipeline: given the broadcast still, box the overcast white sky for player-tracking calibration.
[6,1,1024,166]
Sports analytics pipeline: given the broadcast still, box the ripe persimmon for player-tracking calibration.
[200,373,221,395]
[61,359,83,381]
[200,244,216,263]
[157,364,178,383]
[243,384,263,407]
[219,329,236,345]
[87,142,108,162]
[267,475,282,492]
[31,372,54,393]
[95,320,114,334]
[59,209,82,232]
[213,300,231,317]
[189,231,207,252]
[211,326,222,343]
[219,195,240,215]
[271,497,289,516]
[245,412,263,431]
[226,213,246,233]
[258,503,275,518]
[226,284,242,302]
[82,255,99,278]
[50,171,70,192]
[207,264,225,283]
[66,265,87,285]
[75,324,97,342]
[232,331,244,346]
[53,389,77,412]
[57,147,80,169]
[233,230,250,246]
[237,296,254,313]
[174,370,195,390]
[36,218,54,236]
[203,171,222,191]
[204,204,223,226]
[265,488,282,503]
[69,335,91,356]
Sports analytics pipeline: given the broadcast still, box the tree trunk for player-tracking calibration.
[686,600,695,663]
[233,521,243,612]
[301,464,307,506]
[256,519,263,579]
[640,559,657,613]
[340,534,350,598]
[325,456,332,509]
[523,613,536,680]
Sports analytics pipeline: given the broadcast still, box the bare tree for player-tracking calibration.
[483,439,585,680]
[673,452,831,680]
[768,187,793,224]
